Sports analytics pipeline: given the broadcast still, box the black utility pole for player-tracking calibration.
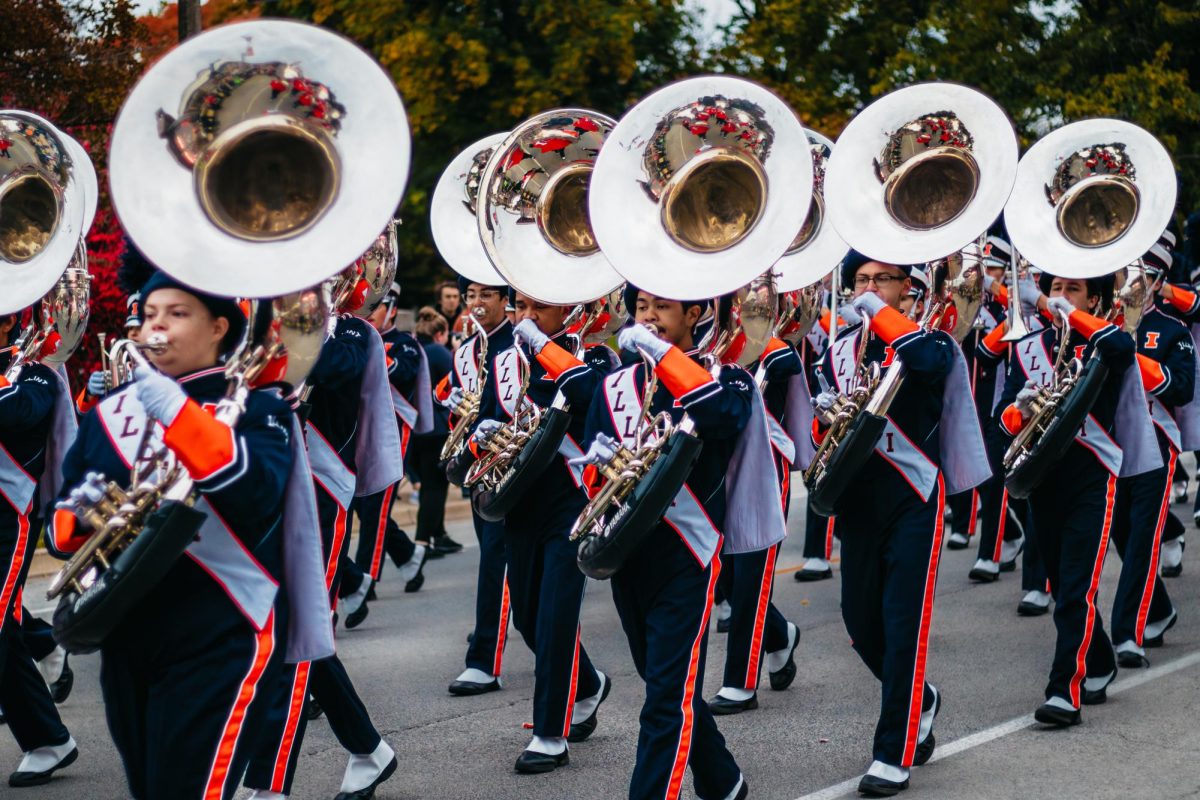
[178,0,202,42]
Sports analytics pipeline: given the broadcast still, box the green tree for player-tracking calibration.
[268,0,700,305]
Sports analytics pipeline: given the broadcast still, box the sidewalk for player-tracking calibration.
[28,485,475,578]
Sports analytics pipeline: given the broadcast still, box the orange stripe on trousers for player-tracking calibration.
[743,545,778,689]
[369,484,395,580]
[1068,474,1116,708]
[0,514,29,635]
[270,660,311,792]
[492,570,511,677]
[665,549,722,800]
[1136,450,1175,644]
[204,611,276,800]
[561,627,583,738]
[901,475,945,766]
[991,489,1009,563]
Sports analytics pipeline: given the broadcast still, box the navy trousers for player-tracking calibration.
[102,599,283,800]
[611,525,741,800]
[18,610,56,661]
[1110,447,1176,646]
[1029,463,1118,705]
[504,523,601,737]
[244,489,380,795]
[354,483,415,582]
[465,511,510,676]
[717,544,790,691]
[801,499,835,560]
[0,518,69,755]
[948,489,977,538]
[837,473,945,768]
[975,431,1025,563]
[1020,504,1048,593]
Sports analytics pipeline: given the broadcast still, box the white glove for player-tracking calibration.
[86,370,107,397]
[617,325,672,363]
[812,390,838,412]
[837,301,862,327]
[851,292,887,318]
[440,386,465,410]
[513,319,550,354]
[1046,295,1076,321]
[1017,275,1043,317]
[1015,381,1040,417]
[133,366,187,426]
[569,433,620,467]
[470,419,504,446]
[55,472,106,511]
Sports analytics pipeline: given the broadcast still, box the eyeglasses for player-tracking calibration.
[854,273,904,287]
[465,289,502,302]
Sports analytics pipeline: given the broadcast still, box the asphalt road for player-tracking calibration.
[6,484,1200,800]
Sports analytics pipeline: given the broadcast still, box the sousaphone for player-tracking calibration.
[806,82,1018,516]
[1001,118,1176,498]
[50,19,408,652]
[467,109,627,519]
[574,75,808,579]
[108,19,410,299]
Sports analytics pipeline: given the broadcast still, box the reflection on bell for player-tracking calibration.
[774,128,847,294]
[477,110,623,305]
[0,116,71,264]
[875,112,980,232]
[642,96,772,253]
[1045,144,1139,249]
[159,62,344,243]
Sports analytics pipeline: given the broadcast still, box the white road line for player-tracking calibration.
[792,648,1200,800]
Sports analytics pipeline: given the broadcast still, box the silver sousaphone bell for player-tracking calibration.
[825,82,1018,265]
[431,132,510,287]
[0,111,92,315]
[589,75,811,301]
[477,109,624,305]
[774,128,848,293]
[109,20,411,299]
[1003,118,1176,278]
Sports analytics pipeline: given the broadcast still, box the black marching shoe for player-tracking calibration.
[794,564,833,582]
[333,756,397,800]
[912,688,942,767]
[717,616,731,634]
[708,693,758,715]
[8,747,78,788]
[1144,611,1178,647]
[514,748,568,774]
[857,774,908,797]
[448,677,500,696]
[768,624,801,691]
[49,657,73,704]
[432,534,463,555]
[345,601,370,630]
[734,777,749,800]
[946,532,970,550]
[1117,650,1150,669]
[1034,702,1080,727]
[366,584,377,601]
[568,675,612,742]
[1082,669,1115,706]
[306,695,324,720]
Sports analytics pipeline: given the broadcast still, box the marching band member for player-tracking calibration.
[995,271,1158,725]
[972,263,1052,608]
[1106,252,1191,666]
[710,335,803,714]
[573,287,754,800]
[811,252,988,796]
[409,308,454,558]
[49,274,331,799]
[244,285,402,800]
[795,306,838,583]
[462,293,614,773]
[0,310,78,789]
[441,277,515,695]
[1146,235,1200,570]
[350,282,431,602]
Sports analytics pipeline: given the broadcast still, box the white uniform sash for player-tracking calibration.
[0,442,35,515]
[1149,396,1183,452]
[493,348,522,420]
[353,324,404,496]
[305,421,356,511]
[454,336,482,394]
